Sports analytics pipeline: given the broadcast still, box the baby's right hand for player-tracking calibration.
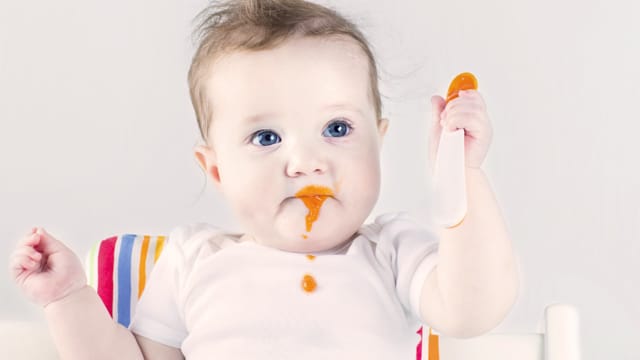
[9,227,87,307]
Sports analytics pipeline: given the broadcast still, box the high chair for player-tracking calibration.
[420,303,581,360]
[84,233,582,360]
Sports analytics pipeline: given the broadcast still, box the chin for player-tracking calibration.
[284,227,359,253]
[276,239,342,254]
[270,198,369,252]
[275,242,324,254]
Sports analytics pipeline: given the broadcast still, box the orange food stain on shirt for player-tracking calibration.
[301,274,317,292]
[306,254,316,260]
[445,72,478,104]
[295,185,334,233]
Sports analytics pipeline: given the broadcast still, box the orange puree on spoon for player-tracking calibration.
[445,72,478,104]
[295,185,334,233]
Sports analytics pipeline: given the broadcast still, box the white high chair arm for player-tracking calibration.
[425,303,581,360]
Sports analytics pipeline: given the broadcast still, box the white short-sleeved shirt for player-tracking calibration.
[129,212,440,359]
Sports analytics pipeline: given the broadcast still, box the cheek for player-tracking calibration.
[339,148,381,199]
[221,159,280,214]
[225,183,271,224]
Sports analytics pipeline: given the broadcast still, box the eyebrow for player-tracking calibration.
[242,112,277,124]
[323,103,366,116]
[241,103,365,124]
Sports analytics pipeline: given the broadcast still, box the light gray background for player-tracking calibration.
[1,0,638,359]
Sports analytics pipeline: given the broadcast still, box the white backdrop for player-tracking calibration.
[1,0,638,359]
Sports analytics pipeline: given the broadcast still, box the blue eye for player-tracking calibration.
[251,130,281,146]
[323,120,352,137]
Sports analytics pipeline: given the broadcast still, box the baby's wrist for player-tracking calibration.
[43,284,91,311]
[465,165,483,171]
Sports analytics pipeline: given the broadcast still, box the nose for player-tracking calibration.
[285,143,328,177]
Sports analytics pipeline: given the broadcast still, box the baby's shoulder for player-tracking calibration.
[359,211,435,240]
[356,211,439,254]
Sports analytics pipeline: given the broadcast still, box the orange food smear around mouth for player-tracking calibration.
[445,72,478,104]
[295,186,333,294]
[295,185,334,233]
[301,274,317,292]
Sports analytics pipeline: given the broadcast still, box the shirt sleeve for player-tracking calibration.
[366,212,440,323]
[128,224,197,348]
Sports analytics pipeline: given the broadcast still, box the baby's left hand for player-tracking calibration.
[429,90,493,170]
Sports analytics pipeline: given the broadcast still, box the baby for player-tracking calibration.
[9,0,519,359]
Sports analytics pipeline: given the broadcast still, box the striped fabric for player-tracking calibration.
[417,326,441,360]
[85,234,167,328]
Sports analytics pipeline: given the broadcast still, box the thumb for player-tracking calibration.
[430,95,446,126]
[34,228,67,255]
[428,95,446,173]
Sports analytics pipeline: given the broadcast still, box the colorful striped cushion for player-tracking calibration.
[85,234,167,328]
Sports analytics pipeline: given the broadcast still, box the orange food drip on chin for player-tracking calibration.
[301,274,317,292]
[445,72,478,104]
[295,185,334,232]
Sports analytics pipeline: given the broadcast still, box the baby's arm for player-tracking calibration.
[44,285,144,359]
[9,228,183,360]
[420,168,519,338]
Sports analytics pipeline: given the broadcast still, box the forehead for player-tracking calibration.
[204,36,374,125]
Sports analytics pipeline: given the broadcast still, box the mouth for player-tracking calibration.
[284,194,335,202]
[295,185,335,198]
[280,185,337,205]
[293,185,336,233]
[294,194,333,199]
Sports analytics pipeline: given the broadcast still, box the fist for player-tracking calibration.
[429,90,493,171]
[9,227,87,307]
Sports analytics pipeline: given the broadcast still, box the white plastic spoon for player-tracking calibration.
[432,72,477,228]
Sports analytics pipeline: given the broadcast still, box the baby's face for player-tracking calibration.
[195,36,388,253]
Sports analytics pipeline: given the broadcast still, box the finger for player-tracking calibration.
[443,113,484,134]
[460,89,485,103]
[445,101,484,115]
[13,245,43,261]
[9,253,41,276]
[9,253,43,278]
[444,96,483,114]
[9,255,27,278]
[22,232,42,247]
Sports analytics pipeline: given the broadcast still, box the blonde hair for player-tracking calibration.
[188,0,383,144]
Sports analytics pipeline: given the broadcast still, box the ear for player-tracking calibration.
[377,118,389,147]
[194,144,222,188]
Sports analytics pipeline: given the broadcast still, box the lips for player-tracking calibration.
[295,185,334,198]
